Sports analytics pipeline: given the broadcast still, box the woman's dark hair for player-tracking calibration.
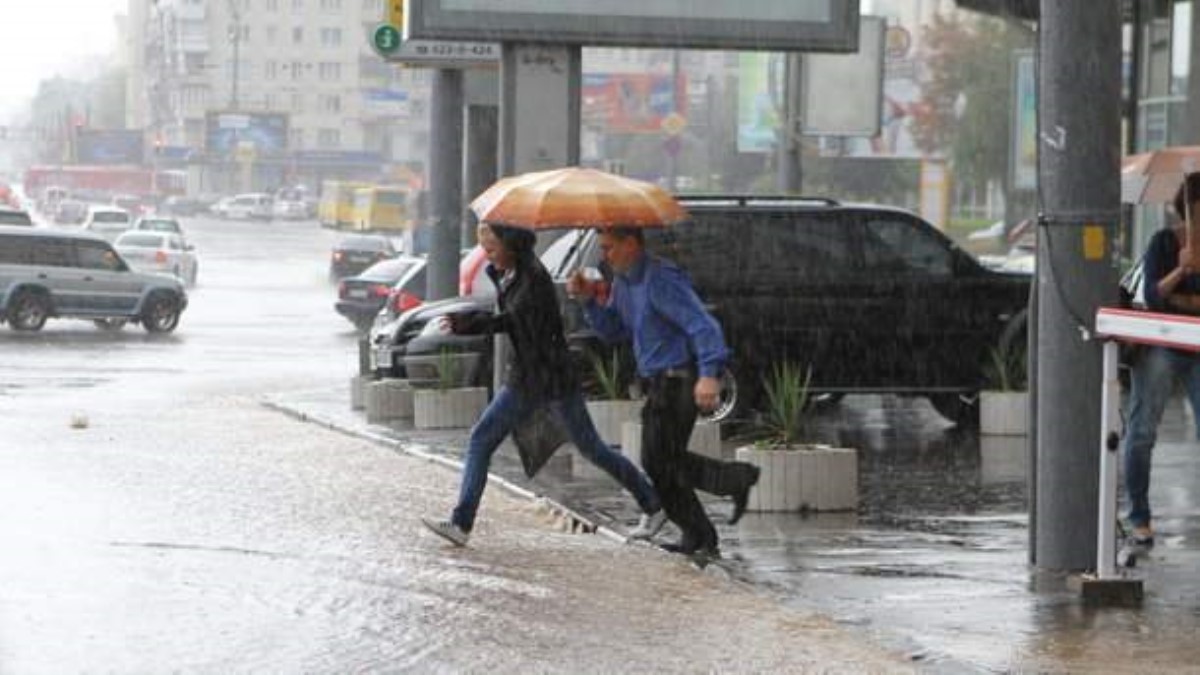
[487,223,537,257]
[1174,173,1200,219]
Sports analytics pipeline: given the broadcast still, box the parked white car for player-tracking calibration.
[80,206,133,242]
[113,230,199,287]
[217,193,273,221]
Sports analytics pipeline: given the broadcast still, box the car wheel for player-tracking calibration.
[141,292,181,333]
[93,318,127,331]
[929,393,979,427]
[7,290,50,331]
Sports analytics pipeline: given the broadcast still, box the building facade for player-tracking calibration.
[128,0,429,194]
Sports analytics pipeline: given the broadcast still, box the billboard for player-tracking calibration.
[405,0,860,52]
[802,16,886,137]
[582,73,685,134]
[205,112,288,158]
[1010,50,1037,191]
[77,130,145,165]
[737,53,779,153]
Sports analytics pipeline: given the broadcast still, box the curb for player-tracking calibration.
[260,396,630,547]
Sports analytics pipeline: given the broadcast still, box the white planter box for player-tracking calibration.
[413,387,489,430]
[734,445,858,512]
[586,400,644,446]
[574,400,644,480]
[620,420,727,470]
[350,375,371,411]
[980,435,1028,485]
[364,379,414,423]
[980,390,1029,436]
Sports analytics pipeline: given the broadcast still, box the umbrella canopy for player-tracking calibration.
[469,167,689,231]
[1121,145,1200,204]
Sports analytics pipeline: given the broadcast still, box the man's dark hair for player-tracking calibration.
[1174,172,1200,220]
[605,226,645,245]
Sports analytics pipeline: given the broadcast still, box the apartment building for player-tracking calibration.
[129,0,428,193]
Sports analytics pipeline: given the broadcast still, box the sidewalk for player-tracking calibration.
[267,383,1200,673]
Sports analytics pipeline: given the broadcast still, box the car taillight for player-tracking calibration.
[333,251,344,262]
[371,284,391,298]
[392,291,422,313]
[337,281,347,298]
[155,250,168,264]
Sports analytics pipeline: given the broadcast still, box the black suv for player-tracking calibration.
[370,197,1031,423]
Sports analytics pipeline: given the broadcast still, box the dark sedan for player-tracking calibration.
[335,255,424,332]
[329,234,398,281]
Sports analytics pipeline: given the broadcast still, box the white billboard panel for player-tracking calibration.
[406,0,861,52]
[802,16,886,137]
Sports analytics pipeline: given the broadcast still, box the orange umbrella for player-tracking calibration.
[1121,145,1200,204]
[469,167,689,230]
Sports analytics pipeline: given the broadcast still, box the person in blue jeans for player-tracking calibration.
[1124,173,1200,548]
[422,223,664,547]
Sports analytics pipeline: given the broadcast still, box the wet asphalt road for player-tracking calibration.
[0,217,909,673]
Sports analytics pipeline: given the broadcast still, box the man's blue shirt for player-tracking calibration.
[582,253,728,378]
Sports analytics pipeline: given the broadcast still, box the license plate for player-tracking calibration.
[375,347,391,369]
[348,289,368,299]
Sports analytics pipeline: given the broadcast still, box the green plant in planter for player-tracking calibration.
[437,347,460,392]
[588,348,629,401]
[759,362,814,447]
[984,341,1027,392]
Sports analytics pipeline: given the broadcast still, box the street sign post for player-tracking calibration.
[372,24,402,56]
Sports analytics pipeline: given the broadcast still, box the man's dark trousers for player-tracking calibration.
[640,372,756,551]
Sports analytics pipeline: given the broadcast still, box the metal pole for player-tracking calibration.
[1096,340,1121,578]
[463,104,499,248]
[428,69,465,302]
[1187,0,1200,144]
[1033,0,1122,572]
[777,53,802,194]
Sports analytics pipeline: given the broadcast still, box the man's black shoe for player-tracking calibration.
[658,541,693,555]
[729,465,761,525]
[689,546,721,570]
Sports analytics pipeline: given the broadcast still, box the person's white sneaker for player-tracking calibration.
[627,510,668,541]
[422,517,469,547]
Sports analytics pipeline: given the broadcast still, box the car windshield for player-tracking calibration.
[117,233,165,248]
[93,212,129,224]
[0,211,32,225]
[340,236,392,252]
[359,258,417,280]
[138,219,181,233]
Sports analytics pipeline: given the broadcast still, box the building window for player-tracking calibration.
[293,26,303,44]
[320,28,343,47]
[264,60,277,80]
[289,60,305,80]
[320,94,342,113]
[318,128,340,148]
[318,62,342,81]
[291,92,305,113]
[320,0,343,11]
[266,0,279,10]
[292,0,303,9]
[238,25,250,42]
[362,0,383,12]
[266,25,278,43]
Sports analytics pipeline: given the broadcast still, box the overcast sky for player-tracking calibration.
[0,0,126,123]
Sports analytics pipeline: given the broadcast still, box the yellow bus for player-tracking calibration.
[351,185,412,232]
[319,180,369,228]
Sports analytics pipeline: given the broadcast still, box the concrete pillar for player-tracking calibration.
[427,69,464,302]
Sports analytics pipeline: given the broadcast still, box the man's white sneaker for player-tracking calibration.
[627,510,668,541]
[422,517,469,547]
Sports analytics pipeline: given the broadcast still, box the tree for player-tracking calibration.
[910,13,1034,195]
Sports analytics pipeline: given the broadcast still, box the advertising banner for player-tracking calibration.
[581,73,685,134]
[205,112,288,158]
[77,130,145,165]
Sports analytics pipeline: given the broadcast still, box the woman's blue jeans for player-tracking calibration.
[1123,346,1200,528]
[451,386,660,533]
